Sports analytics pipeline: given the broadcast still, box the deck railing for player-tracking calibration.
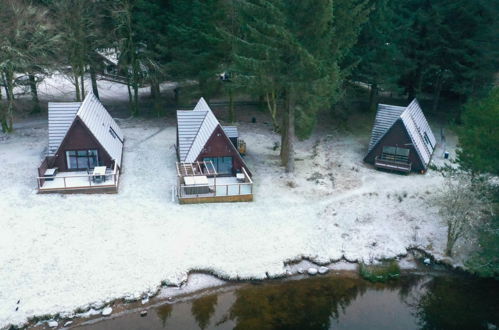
[178,167,253,199]
[37,162,120,192]
[375,156,412,172]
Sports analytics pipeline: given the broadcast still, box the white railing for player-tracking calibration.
[37,162,119,191]
[178,168,253,199]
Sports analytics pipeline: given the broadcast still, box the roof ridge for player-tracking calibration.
[183,111,209,162]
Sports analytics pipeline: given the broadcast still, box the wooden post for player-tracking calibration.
[238,184,241,195]
[226,185,228,196]
[64,177,67,189]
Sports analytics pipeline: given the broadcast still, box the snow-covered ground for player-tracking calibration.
[0,76,457,328]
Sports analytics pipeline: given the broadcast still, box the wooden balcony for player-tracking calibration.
[375,155,412,173]
[37,161,120,194]
[176,162,253,204]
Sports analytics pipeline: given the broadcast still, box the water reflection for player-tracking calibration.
[192,294,218,329]
[78,274,499,330]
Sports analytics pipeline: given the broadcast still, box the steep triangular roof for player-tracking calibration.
[48,92,124,166]
[176,98,250,174]
[177,98,219,162]
[366,99,436,167]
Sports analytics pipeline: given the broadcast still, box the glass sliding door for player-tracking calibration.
[66,149,99,170]
[203,156,233,175]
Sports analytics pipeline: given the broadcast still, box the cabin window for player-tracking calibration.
[203,156,233,175]
[66,149,99,170]
[381,146,410,163]
[423,132,433,148]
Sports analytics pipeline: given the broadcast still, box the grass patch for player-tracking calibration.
[359,260,401,282]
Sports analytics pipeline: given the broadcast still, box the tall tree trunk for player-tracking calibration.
[280,88,295,173]
[285,89,295,173]
[125,72,133,114]
[265,91,279,132]
[80,73,85,99]
[369,82,378,112]
[228,87,234,123]
[432,73,443,112]
[151,80,162,116]
[74,72,81,102]
[29,74,41,113]
[2,69,15,132]
[89,65,99,99]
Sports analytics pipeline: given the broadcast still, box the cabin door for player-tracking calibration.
[203,156,233,175]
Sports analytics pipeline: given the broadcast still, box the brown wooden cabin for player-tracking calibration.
[364,99,436,174]
[37,92,124,193]
[175,98,253,203]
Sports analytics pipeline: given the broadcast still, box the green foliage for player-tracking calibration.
[456,87,499,175]
[163,0,228,98]
[396,0,499,100]
[359,260,401,282]
[232,0,369,140]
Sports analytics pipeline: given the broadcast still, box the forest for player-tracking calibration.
[0,0,498,277]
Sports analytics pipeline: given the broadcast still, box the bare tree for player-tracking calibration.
[0,0,56,132]
[431,174,493,257]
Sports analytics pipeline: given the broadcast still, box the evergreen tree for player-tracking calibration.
[456,87,499,176]
[164,0,228,100]
[350,0,403,112]
[232,0,369,172]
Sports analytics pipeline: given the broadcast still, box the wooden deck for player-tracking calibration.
[375,156,412,173]
[177,166,253,204]
[37,164,120,194]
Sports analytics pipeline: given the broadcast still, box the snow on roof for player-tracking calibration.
[367,104,405,152]
[176,110,208,162]
[77,93,124,166]
[193,97,211,112]
[177,98,221,162]
[367,99,436,167]
[48,92,124,166]
[48,102,81,155]
[222,126,238,139]
[400,99,436,165]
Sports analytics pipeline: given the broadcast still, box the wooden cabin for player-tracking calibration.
[364,99,436,173]
[175,98,253,203]
[37,92,124,193]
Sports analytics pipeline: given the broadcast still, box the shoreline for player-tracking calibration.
[25,250,462,330]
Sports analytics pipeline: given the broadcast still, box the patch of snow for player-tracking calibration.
[0,109,456,328]
[101,307,112,316]
[307,268,318,275]
[47,320,58,328]
[318,267,329,274]
[157,273,226,300]
[141,297,149,305]
[63,321,73,327]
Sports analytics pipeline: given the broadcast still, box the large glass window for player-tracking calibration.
[203,156,233,174]
[381,146,410,162]
[66,149,99,170]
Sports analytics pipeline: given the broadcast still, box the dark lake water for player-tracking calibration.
[76,273,498,330]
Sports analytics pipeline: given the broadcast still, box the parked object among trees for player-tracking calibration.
[364,99,436,173]
[37,92,124,193]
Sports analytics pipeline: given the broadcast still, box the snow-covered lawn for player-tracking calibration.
[0,115,454,327]
[0,75,457,327]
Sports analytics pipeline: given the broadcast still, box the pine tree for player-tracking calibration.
[232,0,369,172]
[163,0,228,100]
[456,87,499,176]
[350,0,403,112]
